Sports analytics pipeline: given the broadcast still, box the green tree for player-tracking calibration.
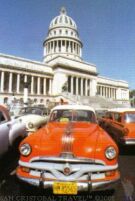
[130,90,135,107]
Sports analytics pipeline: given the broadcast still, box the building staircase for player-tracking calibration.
[61,92,130,109]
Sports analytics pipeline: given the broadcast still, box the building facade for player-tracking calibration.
[0,8,129,107]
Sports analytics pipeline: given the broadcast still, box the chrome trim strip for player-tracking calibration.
[29,156,105,165]
[19,160,118,171]
[125,141,135,145]
[19,160,118,181]
[121,138,135,145]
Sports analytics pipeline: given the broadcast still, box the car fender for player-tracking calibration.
[26,116,47,132]
[18,114,47,132]
[9,122,27,146]
[0,123,10,156]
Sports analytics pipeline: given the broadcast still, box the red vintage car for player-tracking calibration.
[99,108,135,146]
[16,105,120,195]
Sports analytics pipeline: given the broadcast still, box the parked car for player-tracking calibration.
[12,106,49,132]
[99,108,135,145]
[95,109,108,119]
[16,104,120,194]
[17,106,50,117]
[17,114,48,133]
[0,105,27,157]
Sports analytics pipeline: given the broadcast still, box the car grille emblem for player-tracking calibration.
[63,163,71,175]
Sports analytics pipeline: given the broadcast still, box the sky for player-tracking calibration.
[0,0,135,89]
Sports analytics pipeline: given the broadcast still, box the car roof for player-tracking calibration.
[108,108,135,113]
[51,104,95,113]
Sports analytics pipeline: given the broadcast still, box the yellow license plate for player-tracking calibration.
[53,182,78,195]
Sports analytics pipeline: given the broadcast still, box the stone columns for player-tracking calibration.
[85,79,88,96]
[88,80,91,96]
[31,76,34,94]
[110,88,112,99]
[44,78,47,95]
[56,41,58,52]
[0,71,4,92]
[49,79,52,95]
[80,78,83,96]
[53,41,55,53]
[23,75,28,105]
[24,75,27,82]
[17,74,20,93]
[8,72,13,93]
[71,76,73,95]
[76,77,79,95]
[37,77,40,95]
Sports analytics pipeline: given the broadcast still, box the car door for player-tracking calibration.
[101,112,113,133]
[110,112,124,143]
[0,110,10,156]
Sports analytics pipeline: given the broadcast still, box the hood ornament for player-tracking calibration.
[61,122,75,157]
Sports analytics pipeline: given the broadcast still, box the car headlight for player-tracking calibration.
[105,146,117,160]
[28,122,34,129]
[20,143,31,156]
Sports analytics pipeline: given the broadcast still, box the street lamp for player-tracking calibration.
[23,81,31,106]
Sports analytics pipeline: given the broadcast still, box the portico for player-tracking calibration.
[0,7,130,106]
[0,70,52,96]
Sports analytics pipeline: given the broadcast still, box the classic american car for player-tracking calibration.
[13,106,48,132]
[17,105,120,194]
[99,108,135,146]
[16,114,48,133]
[15,106,49,118]
[0,105,47,158]
[0,105,27,157]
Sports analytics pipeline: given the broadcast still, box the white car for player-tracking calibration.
[0,105,47,158]
[0,105,27,157]
[17,114,48,133]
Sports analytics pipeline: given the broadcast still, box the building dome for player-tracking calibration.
[43,7,83,62]
[49,7,77,30]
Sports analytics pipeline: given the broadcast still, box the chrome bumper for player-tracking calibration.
[121,138,135,145]
[17,159,120,192]
[17,175,120,192]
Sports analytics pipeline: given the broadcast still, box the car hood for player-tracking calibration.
[37,122,100,159]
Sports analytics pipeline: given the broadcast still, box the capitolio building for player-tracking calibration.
[0,8,129,108]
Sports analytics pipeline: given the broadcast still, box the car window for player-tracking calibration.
[106,112,113,120]
[0,111,6,123]
[50,110,96,123]
[31,108,42,115]
[19,107,47,116]
[114,113,122,122]
[124,113,135,123]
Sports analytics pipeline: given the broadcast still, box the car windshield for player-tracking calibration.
[19,108,44,116]
[124,112,135,123]
[50,109,96,123]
